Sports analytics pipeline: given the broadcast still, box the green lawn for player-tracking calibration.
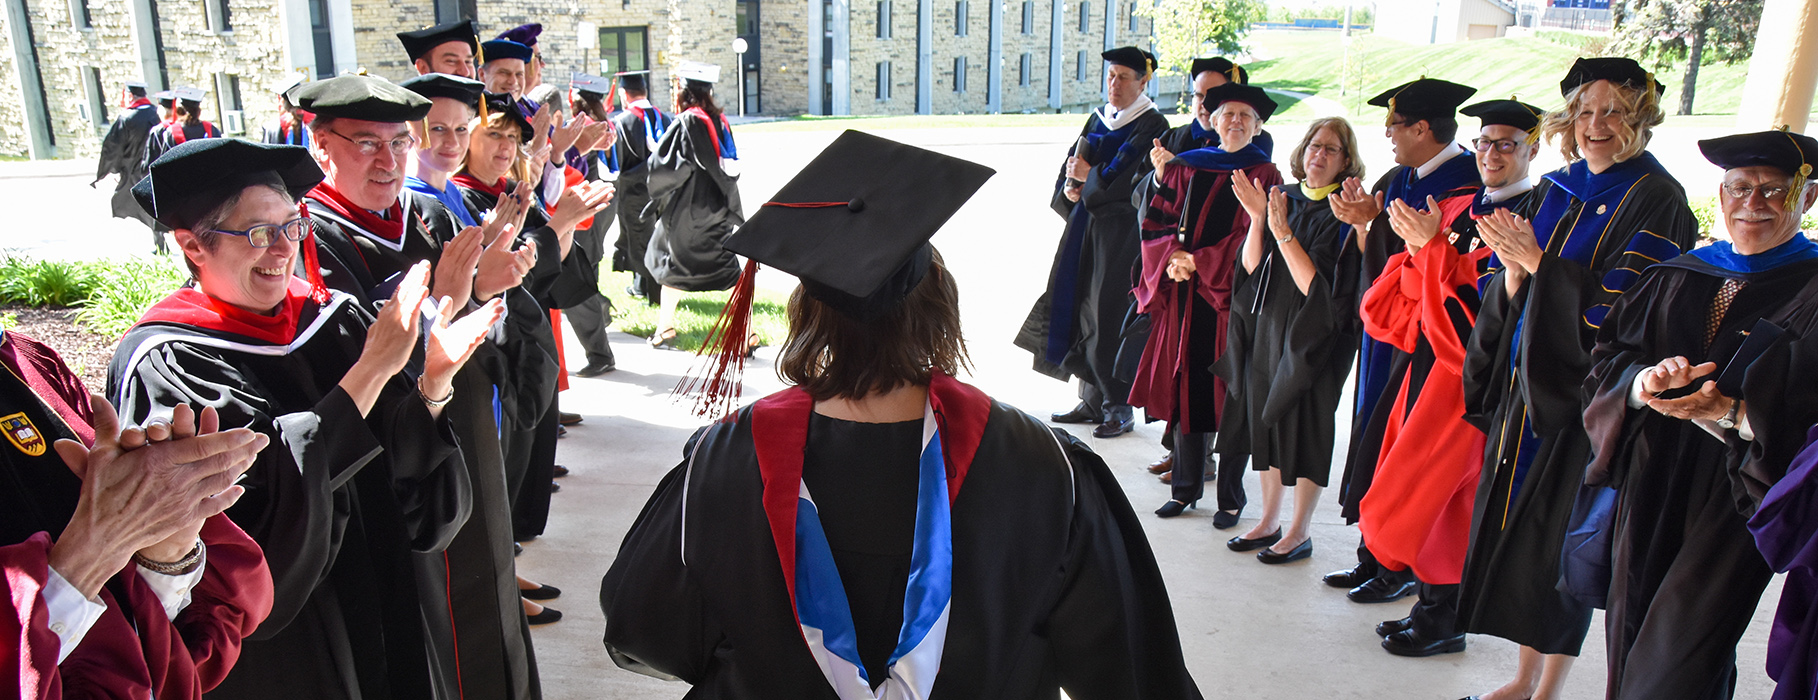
[601,270,792,353]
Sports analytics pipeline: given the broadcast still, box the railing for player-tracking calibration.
[1536,7,1611,32]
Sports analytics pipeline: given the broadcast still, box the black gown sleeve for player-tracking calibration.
[645,113,705,207]
[1050,121,1092,220]
[1080,113,1169,211]
[599,426,716,683]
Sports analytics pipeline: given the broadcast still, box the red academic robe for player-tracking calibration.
[1356,204,1489,585]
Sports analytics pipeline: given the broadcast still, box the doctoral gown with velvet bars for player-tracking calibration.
[1215,183,1360,487]
[1127,160,1282,433]
[108,292,473,700]
[1584,250,1818,700]
[1749,424,1818,700]
[1015,109,1172,397]
[309,189,544,700]
[1353,193,1490,585]
[1458,157,1695,656]
[1337,154,1481,522]
[644,111,744,293]
[599,378,1203,699]
[0,330,273,700]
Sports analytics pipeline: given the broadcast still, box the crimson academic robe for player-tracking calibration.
[1355,193,1487,585]
[1584,243,1818,700]
[1128,159,1282,433]
[0,330,272,699]
[109,290,473,700]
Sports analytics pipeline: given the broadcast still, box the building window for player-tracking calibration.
[1021,0,1032,33]
[1019,53,1031,87]
[215,73,243,133]
[1127,1,1139,33]
[1078,1,1088,32]
[876,0,891,38]
[876,61,891,100]
[80,67,106,131]
[954,0,967,36]
[69,0,91,28]
[953,55,966,92]
[1076,50,1086,81]
[203,0,232,32]
[598,26,650,74]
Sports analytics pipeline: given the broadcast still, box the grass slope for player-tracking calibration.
[601,270,791,353]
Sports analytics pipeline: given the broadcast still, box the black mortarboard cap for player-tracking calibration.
[1368,78,1476,126]
[615,70,650,93]
[287,74,431,122]
[480,39,533,64]
[1202,83,1276,122]
[132,139,324,230]
[481,92,534,143]
[495,23,542,47]
[1700,128,1818,209]
[124,80,148,97]
[1188,57,1248,84]
[397,20,477,62]
[401,73,485,109]
[722,130,995,318]
[1101,46,1156,78]
[1560,57,1664,98]
[1461,98,1546,141]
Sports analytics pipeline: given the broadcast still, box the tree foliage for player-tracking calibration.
[1136,0,1267,78]
[1611,0,1763,115]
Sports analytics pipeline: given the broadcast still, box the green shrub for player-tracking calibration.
[76,258,188,338]
[0,256,104,307]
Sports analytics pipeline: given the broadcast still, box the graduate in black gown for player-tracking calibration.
[607,70,672,305]
[1460,64,1696,699]
[1217,116,1364,564]
[1322,78,1482,603]
[109,138,503,699]
[562,73,623,377]
[602,130,1202,699]
[141,88,220,172]
[1585,130,1818,700]
[644,61,745,348]
[93,80,161,235]
[1015,47,1171,439]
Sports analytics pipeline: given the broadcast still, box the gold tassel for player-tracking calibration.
[1779,126,1811,210]
[1231,63,1245,85]
[1385,97,1396,127]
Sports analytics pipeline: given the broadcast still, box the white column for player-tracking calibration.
[986,0,1001,112]
[831,0,850,114]
[1046,0,1061,109]
[1738,0,1818,132]
[328,0,355,74]
[3,0,52,158]
[916,0,931,113]
[127,0,164,90]
[809,0,825,114]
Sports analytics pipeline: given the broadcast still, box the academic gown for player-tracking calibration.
[611,102,671,302]
[1750,424,1818,700]
[1459,156,1695,656]
[1015,107,1171,410]
[599,375,1204,699]
[306,186,545,700]
[1215,182,1360,487]
[0,330,273,700]
[94,102,160,226]
[1336,152,1481,523]
[1584,243,1818,700]
[1353,190,1493,586]
[108,289,473,700]
[141,121,221,172]
[1128,157,1281,433]
[644,110,744,293]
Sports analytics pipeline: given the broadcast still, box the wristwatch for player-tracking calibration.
[1718,398,1741,430]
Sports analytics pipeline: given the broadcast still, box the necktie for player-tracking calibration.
[1705,277,1746,350]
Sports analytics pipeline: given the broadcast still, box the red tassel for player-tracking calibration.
[299,201,330,304]
[675,259,759,420]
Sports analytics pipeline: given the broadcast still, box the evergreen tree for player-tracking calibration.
[1612,0,1764,115]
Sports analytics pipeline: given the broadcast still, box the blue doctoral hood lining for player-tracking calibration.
[1689,234,1818,274]
[1542,151,1668,203]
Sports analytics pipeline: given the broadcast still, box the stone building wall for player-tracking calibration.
[15,0,140,159]
[925,0,983,113]
[998,0,1047,113]
[0,23,27,157]
[152,0,295,136]
[846,0,913,115]
[665,0,732,104]
[354,0,435,82]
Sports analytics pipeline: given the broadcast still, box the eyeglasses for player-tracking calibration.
[1722,181,1791,202]
[1304,143,1344,158]
[1471,137,1523,154]
[323,129,417,156]
[212,217,313,248]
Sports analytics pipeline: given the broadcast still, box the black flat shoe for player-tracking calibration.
[513,542,522,556]
[1154,499,1196,518]
[1381,628,1465,657]
[1092,416,1135,438]
[1050,403,1102,424]
[521,583,562,601]
[1257,537,1312,564]
[526,606,564,625]
[1211,510,1241,529]
[1347,577,1418,604]
[1376,616,1413,637]
[549,481,561,493]
[1323,565,1373,589]
[1226,529,1282,552]
[575,361,616,377]
[552,465,570,478]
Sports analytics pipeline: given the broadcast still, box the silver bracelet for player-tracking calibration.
[134,540,204,576]
[419,383,454,409]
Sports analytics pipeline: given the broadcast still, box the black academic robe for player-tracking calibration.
[599,379,1203,699]
[1015,108,1171,410]
[611,103,670,302]
[1584,251,1818,700]
[108,292,472,700]
[1459,161,1696,656]
[644,111,744,293]
[1216,183,1360,487]
[94,103,160,225]
[141,121,221,172]
[307,190,544,700]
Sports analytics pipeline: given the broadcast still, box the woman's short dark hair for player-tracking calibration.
[777,248,970,401]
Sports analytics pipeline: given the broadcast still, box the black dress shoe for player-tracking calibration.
[549,481,561,493]
[1155,499,1196,518]
[1211,510,1241,529]
[1324,566,1372,589]
[552,465,570,478]
[514,542,523,556]
[1381,628,1466,657]
[1347,577,1418,604]
[521,583,563,601]
[1050,403,1102,424]
[526,606,564,625]
[1257,537,1312,564]
[1375,616,1413,637]
[575,361,616,377]
[1091,417,1135,438]
[557,425,567,438]
[560,412,584,426]
[1226,529,1282,552]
